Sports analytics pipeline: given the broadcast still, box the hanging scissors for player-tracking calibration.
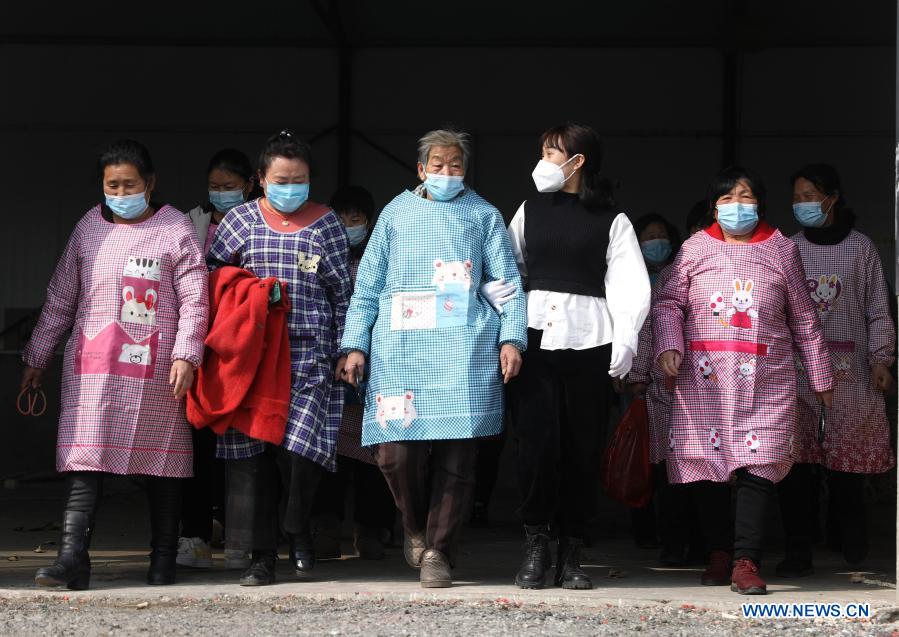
[17,387,47,417]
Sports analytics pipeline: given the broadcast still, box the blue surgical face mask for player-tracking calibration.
[716,202,759,235]
[345,224,368,247]
[266,182,309,213]
[792,201,829,228]
[106,191,148,220]
[641,238,672,264]
[208,189,245,213]
[424,174,465,201]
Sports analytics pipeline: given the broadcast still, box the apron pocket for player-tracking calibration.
[688,340,769,390]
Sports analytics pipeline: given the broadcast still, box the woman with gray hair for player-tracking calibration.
[341,129,528,588]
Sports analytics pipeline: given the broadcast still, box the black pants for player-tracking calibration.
[226,446,323,552]
[777,463,820,560]
[690,469,775,565]
[511,329,613,539]
[826,469,867,556]
[62,471,182,545]
[313,455,396,531]
[473,431,507,507]
[375,439,477,556]
[180,427,226,542]
[656,462,705,557]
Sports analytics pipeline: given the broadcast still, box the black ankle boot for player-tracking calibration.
[555,537,592,590]
[35,510,93,590]
[290,530,315,577]
[146,478,181,585]
[515,525,552,589]
[239,550,277,586]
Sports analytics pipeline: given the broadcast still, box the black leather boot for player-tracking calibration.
[34,510,93,590]
[289,529,315,578]
[555,537,592,590]
[146,478,181,585]
[515,525,552,589]
[239,550,277,586]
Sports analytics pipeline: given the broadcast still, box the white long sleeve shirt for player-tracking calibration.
[507,202,651,352]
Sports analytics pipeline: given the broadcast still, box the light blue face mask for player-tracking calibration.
[209,189,245,213]
[106,191,148,220]
[345,224,368,247]
[716,202,759,235]
[641,238,672,264]
[792,201,829,228]
[266,182,309,213]
[425,174,465,201]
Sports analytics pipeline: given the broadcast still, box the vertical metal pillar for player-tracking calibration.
[894,0,899,604]
[721,49,743,167]
[337,44,352,187]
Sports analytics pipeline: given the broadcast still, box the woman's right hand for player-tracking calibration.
[21,367,44,390]
[343,351,366,386]
[658,350,682,378]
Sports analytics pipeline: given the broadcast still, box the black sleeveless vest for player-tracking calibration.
[523,192,614,298]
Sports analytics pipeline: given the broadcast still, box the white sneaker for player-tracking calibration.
[224,548,252,570]
[176,536,213,568]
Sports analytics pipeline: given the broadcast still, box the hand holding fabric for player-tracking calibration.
[480,278,517,314]
[608,343,635,379]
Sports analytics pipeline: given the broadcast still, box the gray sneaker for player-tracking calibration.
[224,548,252,570]
[404,530,426,569]
[419,549,452,588]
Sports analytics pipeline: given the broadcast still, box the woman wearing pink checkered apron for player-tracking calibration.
[653,166,833,595]
[21,139,209,590]
[777,164,895,577]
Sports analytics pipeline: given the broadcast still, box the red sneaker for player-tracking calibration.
[701,549,732,586]
[731,557,767,595]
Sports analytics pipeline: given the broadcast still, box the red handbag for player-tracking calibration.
[601,397,653,507]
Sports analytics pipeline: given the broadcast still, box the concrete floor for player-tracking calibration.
[0,478,895,613]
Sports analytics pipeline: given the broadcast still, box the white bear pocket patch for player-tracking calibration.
[391,292,437,330]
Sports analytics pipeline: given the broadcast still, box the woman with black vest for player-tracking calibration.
[508,123,651,589]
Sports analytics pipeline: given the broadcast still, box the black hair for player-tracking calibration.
[258,129,312,175]
[330,185,376,221]
[790,163,854,221]
[539,122,616,212]
[97,139,155,182]
[634,213,682,263]
[686,199,711,233]
[207,148,253,182]
[708,165,767,217]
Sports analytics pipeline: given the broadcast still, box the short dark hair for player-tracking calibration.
[258,129,312,174]
[207,148,253,182]
[330,185,375,220]
[708,165,767,217]
[686,199,711,233]
[97,139,155,182]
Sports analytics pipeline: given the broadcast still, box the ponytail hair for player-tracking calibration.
[539,122,616,211]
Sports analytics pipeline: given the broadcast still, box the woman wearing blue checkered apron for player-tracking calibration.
[208,130,352,586]
[341,129,529,588]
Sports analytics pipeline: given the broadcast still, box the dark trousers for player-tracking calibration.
[691,469,775,565]
[226,445,323,552]
[313,455,397,531]
[473,431,506,507]
[826,469,867,556]
[62,471,182,548]
[511,329,612,539]
[375,439,477,556]
[657,463,706,558]
[777,463,819,560]
[180,427,225,542]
